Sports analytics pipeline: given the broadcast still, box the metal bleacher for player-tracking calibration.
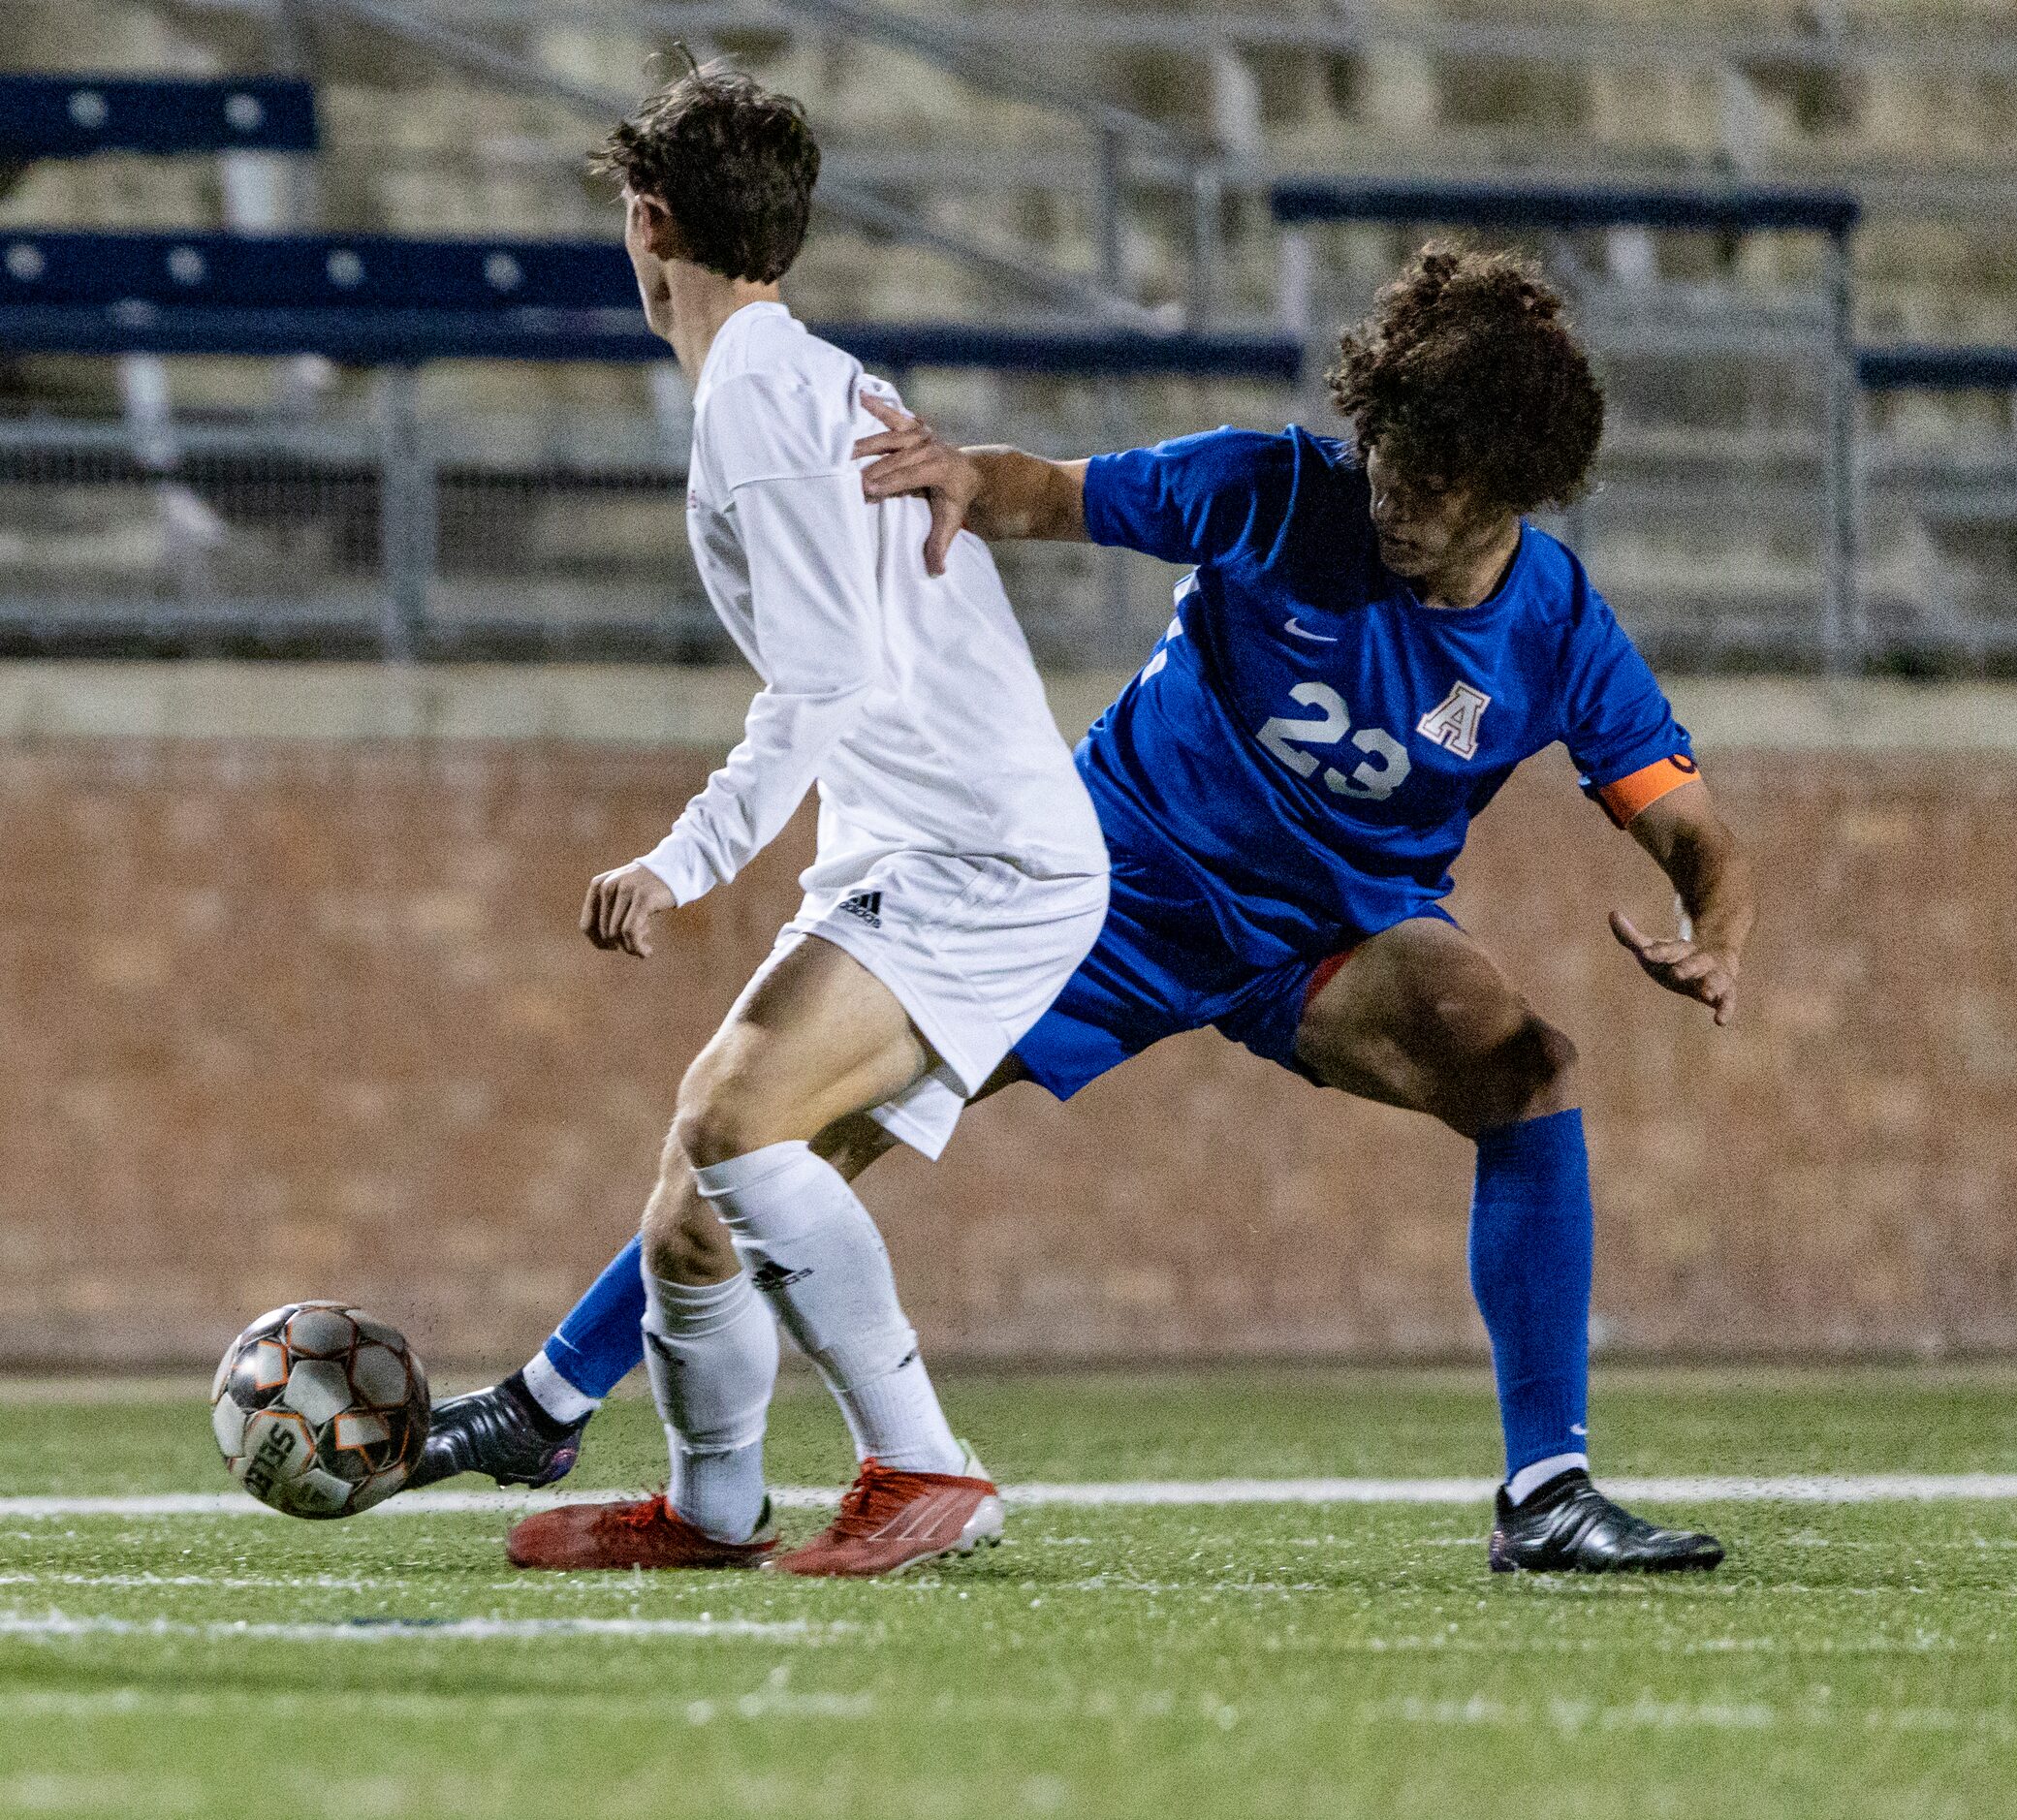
[1269,175,1865,673]
[0,74,319,159]
[0,229,1302,377]
[3,47,2017,670]
[0,52,1297,661]
[0,224,1300,658]
[1857,348,2017,666]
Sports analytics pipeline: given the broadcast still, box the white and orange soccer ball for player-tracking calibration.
[210,1302,430,1519]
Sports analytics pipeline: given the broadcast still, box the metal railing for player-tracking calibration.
[7,5,2017,671]
[8,353,2017,670]
[0,336,1301,664]
[1855,347,2017,667]
[0,399,707,659]
[176,0,2017,225]
[754,0,1227,326]
[286,0,1184,328]
[1271,175,1867,672]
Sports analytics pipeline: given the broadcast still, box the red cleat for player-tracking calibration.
[772,1447,1004,1578]
[506,1494,776,1571]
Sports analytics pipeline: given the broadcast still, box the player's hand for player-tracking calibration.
[581,862,675,958]
[854,394,980,578]
[1609,910,1739,1026]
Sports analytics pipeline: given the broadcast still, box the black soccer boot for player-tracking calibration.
[1489,1468,1725,1574]
[405,1370,588,1491]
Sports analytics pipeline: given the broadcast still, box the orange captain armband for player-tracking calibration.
[1593,753,1700,829]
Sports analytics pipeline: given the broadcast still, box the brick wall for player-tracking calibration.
[3,734,2013,1371]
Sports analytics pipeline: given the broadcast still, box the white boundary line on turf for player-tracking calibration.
[0,1612,840,1643]
[7,1473,2017,1519]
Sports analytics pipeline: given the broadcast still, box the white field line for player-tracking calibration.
[4,1684,2009,1741]
[6,1473,2017,1520]
[0,1611,840,1643]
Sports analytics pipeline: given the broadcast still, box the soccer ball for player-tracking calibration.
[210,1302,430,1520]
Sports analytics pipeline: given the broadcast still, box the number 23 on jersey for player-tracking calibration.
[1255,682,1412,802]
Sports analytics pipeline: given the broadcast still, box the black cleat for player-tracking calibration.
[1490,1469,1725,1575]
[405,1371,588,1491]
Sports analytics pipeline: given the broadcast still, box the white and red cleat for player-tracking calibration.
[506,1494,776,1571]
[772,1446,1004,1578]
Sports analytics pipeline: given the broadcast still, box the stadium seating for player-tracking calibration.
[0,75,318,160]
[6,2,2016,336]
[2,0,2014,668]
[1859,347,2017,393]
[0,228,1303,375]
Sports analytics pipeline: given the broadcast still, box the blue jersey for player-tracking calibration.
[1076,425,1695,970]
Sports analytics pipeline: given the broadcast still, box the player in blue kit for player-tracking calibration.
[424,246,1753,1574]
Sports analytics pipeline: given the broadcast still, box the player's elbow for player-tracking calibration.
[769,676,877,725]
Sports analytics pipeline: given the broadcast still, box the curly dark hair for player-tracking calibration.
[1327,243,1605,515]
[591,57,820,284]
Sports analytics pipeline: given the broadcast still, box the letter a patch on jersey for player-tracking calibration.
[1415,682,1492,760]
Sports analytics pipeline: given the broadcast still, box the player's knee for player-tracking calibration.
[671,1089,757,1173]
[1424,986,1520,1060]
[1422,997,1576,1134]
[640,1170,738,1285]
[1474,1016,1578,1129]
[672,1049,778,1172]
[812,1115,898,1184]
[1532,1020,1579,1089]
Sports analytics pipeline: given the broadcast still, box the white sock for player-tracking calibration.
[1507,1451,1589,1506]
[520,1351,600,1427]
[694,1141,964,1476]
[642,1269,778,1543]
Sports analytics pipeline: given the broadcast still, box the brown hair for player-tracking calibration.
[592,57,820,284]
[1327,243,1605,514]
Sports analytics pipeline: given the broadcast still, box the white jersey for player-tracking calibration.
[638,300,1106,906]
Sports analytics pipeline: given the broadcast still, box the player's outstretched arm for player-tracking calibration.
[856,395,1089,575]
[1609,777,1755,1026]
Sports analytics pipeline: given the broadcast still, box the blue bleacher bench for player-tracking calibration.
[0,229,611,311]
[0,230,1303,379]
[1857,345,2017,392]
[1268,175,1861,236]
[0,75,318,159]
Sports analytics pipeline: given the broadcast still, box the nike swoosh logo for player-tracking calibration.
[1570,1424,1588,1436]
[1283,617,1338,644]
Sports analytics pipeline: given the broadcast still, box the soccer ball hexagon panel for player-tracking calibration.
[211,1302,429,1519]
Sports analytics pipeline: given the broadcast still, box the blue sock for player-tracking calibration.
[540,1235,651,1400]
[1468,1108,1593,1488]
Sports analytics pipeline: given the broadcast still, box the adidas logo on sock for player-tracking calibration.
[836,891,883,928]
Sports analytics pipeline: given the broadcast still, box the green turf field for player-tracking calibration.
[4,1366,2015,1819]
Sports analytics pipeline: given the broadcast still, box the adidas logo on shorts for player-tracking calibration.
[749,1259,812,1293]
[837,891,883,928]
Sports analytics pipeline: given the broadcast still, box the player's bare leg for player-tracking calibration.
[1296,916,1721,1573]
[507,936,1002,1575]
[1295,917,1575,1135]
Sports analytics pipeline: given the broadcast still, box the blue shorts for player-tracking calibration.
[1013,856,1453,1099]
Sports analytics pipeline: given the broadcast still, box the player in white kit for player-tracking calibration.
[503,62,1108,1577]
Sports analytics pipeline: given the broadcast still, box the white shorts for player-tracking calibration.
[756,850,1108,1161]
